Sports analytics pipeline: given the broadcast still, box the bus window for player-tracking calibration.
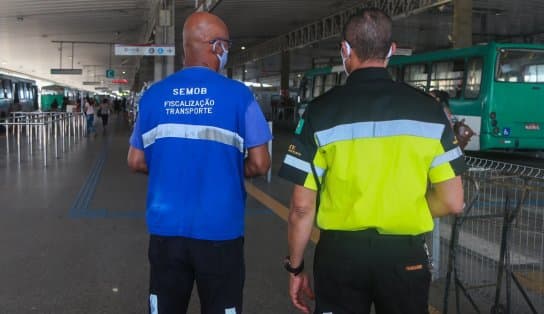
[313,75,324,98]
[324,73,337,93]
[403,64,428,91]
[524,64,544,82]
[430,59,464,99]
[0,80,5,99]
[496,49,544,82]
[18,84,25,100]
[4,80,12,98]
[304,77,313,100]
[465,58,482,99]
[387,66,398,81]
[339,72,347,85]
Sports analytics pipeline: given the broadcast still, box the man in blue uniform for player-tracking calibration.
[127,12,272,314]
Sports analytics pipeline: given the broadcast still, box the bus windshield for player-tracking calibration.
[496,49,544,83]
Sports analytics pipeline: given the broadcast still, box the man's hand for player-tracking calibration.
[289,272,315,314]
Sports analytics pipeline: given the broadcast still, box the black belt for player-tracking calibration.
[320,228,425,246]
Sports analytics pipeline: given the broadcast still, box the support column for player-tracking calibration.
[154,0,176,82]
[280,50,290,94]
[242,64,246,82]
[452,0,472,48]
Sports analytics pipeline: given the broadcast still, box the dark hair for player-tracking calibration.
[342,8,392,61]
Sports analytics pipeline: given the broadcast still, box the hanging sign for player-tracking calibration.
[50,68,82,75]
[114,44,175,56]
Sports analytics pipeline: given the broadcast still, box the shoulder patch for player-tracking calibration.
[295,119,305,135]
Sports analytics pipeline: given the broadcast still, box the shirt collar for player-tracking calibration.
[346,67,392,83]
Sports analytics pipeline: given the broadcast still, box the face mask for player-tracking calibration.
[213,41,229,71]
[341,41,352,76]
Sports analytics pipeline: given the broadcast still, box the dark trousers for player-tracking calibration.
[314,229,431,314]
[101,114,109,127]
[148,235,245,314]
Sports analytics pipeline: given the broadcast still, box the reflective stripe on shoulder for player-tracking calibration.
[431,146,463,169]
[314,120,444,147]
[142,123,244,152]
[283,155,325,177]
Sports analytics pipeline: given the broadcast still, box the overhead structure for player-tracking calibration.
[195,0,223,12]
[231,0,453,66]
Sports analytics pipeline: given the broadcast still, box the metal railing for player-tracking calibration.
[0,112,86,167]
[427,156,544,314]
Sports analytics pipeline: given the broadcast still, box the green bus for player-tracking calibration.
[298,42,544,151]
[40,85,80,111]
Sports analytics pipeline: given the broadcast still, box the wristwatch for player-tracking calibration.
[283,256,304,276]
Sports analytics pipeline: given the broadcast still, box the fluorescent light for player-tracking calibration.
[243,81,272,88]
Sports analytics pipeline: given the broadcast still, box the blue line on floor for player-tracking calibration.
[69,141,109,215]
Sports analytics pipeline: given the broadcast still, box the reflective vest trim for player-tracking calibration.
[431,146,463,169]
[142,123,244,152]
[283,154,325,177]
[315,120,444,147]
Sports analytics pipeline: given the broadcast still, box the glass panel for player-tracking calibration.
[465,58,482,99]
[4,80,12,98]
[304,77,313,100]
[387,66,398,81]
[324,73,337,93]
[0,80,5,99]
[339,72,347,85]
[496,49,544,83]
[313,75,324,98]
[403,64,428,91]
[430,59,464,99]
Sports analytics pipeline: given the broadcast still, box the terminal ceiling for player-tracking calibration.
[1,0,544,93]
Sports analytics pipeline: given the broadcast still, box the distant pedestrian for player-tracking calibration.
[99,98,110,132]
[84,98,96,136]
[429,89,474,150]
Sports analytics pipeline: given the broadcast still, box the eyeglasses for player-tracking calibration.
[208,38,233,49]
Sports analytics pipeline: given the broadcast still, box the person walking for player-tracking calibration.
[84,98,96,136]
[279,8,466,314]
[127,11,272,314]
[99,98,110,132]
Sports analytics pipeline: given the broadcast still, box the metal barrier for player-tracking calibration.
[427,156,544,314]
[0,112,86,167]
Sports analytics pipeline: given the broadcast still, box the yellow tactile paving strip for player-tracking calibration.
[246,181,442,314]
[515,271,544,295]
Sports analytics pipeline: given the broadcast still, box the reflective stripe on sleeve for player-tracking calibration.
[142,123,244,152]
[315,120,444,147]
[283,155,325,177]
[431,147,463,169]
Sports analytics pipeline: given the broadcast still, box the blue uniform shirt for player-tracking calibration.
[130,67,272,240]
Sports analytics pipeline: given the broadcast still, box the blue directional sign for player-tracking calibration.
[106,69,115,78]
[114,44,175,56]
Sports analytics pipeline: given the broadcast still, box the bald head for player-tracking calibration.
[182,12,229,70]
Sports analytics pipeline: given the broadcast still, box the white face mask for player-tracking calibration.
[341,41,352,76]
[385,46,393,59]
[213,41,229,71]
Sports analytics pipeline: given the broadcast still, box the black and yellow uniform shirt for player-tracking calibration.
[279,68,466,235]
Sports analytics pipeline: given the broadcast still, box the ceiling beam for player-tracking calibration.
[195,0,223,12]
[230,0,452,66]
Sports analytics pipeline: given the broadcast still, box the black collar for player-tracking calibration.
[346,67,391,83]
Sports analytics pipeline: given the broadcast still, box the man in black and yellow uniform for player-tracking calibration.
[279,8,466,314]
